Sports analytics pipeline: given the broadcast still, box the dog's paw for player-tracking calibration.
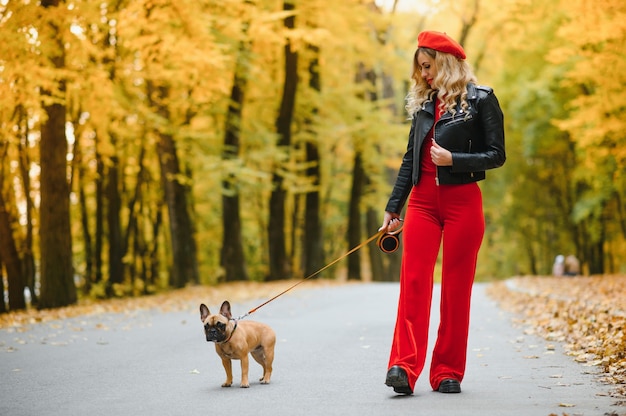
[221,382,232,388]
[240,383,250,388]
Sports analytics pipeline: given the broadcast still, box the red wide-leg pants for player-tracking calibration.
[387,171,485,391]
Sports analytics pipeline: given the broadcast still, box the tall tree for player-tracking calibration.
[302,49,324,276]
[488,0,592,275]
[38,0,77,309]
[151,83,200,288]
[346,60,378,281]
[105,144,124,292]
[550,0,626,274]
[346,147,366,280]
[16,105,37,303]
[130,0,202,289]
[73,135,94,295]
[102,3,125,293]
[94,143,105,287]
[0,255,5,313]
[267,0,298,281]
[0,143,26,311]
[365,1,403,282]
[220,12,253,282]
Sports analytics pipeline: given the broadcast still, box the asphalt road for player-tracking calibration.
[0,282,621,416]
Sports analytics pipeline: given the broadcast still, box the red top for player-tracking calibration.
[420,99,445,176]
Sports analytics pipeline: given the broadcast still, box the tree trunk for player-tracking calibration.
[39,97,76,308]
[588,220,605,275]
[151,84,199,288]
[157,120,200,288]
[616,193,626,241]
[16,106,37,304]
[106,150,124,293]
[103,2,125,294]
[221,39,250,283]
[268,1,298,281]
[149,207,163,290]
[160,131,200,289]
[523,231,538,276]
[124,144,146,292]
[221,190,247,282]
[94,142,105,287]
[0,255,5,313]
[78,171,93,294]
[129,197,142,293]
[367,6,403,281]
[73,130,93,295]
[38,0,77,309]
[347,151,365,280]
[346,63,378,282]
[302,44,324,277]
[303,141,324,276]
[0,161,26,310]
[366,208,384,281]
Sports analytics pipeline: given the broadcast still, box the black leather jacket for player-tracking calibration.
[385,84,505,214]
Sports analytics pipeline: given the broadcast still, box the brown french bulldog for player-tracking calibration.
[199,301,276,388]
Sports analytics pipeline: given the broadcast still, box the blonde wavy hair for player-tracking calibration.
[405,47,477,119]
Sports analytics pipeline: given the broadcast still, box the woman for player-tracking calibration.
[380,30,505,395]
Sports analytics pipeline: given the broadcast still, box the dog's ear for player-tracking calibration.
[219,301,232,319]
[200,304,210,321]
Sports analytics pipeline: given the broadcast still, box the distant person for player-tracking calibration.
[552,254,565,276]
[379,30,505,395]
[564,254,580,276]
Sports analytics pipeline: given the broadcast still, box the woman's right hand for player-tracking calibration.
[379,212,402,233]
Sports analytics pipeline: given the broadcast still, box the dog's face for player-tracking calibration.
[199,301,233,343]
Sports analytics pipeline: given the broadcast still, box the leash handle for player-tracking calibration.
[377,219,404,254]
[242,230,384,318]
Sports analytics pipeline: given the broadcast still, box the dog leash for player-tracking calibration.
[236,227,397,320]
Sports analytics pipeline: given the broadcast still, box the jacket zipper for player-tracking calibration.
[468,139,474,178]
[434,119,440,186]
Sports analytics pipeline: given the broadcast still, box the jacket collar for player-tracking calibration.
[466,83,479,100]
[420,83,477,120]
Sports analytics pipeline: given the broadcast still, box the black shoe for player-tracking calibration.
[385,366,413,395]
[437,378,461,393]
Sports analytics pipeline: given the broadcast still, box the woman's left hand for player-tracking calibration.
[431,139,453,166]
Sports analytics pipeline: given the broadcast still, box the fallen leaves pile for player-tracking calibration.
[488,275,626,401]
[0,279,346,330]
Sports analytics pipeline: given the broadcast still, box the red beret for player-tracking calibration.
[417,31,466,60]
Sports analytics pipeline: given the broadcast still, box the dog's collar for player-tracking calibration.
[220,319,238,344]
